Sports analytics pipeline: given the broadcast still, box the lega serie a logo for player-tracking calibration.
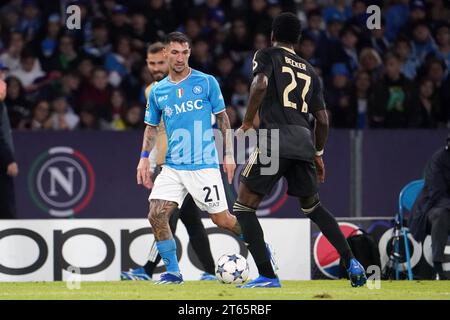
[28,147,95,217]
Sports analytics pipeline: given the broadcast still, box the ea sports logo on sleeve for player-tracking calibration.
[28,147,95,217]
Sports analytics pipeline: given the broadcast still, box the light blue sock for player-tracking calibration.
[156,238,180,274]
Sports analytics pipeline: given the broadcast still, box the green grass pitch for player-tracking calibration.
[0,280,449,300]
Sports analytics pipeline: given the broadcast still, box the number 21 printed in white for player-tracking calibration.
[282,66,311,113]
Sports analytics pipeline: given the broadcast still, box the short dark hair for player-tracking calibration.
[164,32,191,47]
[147,42,165,54]
[272,12,302,44]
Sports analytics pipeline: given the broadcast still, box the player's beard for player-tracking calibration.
[153,72,165,81]
[172,63,186,74]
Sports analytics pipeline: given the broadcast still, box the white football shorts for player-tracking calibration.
[148,166,229,214]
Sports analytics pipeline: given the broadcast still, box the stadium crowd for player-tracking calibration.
[0,0,449,130]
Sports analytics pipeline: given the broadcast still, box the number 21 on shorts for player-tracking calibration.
[203,185,220,203]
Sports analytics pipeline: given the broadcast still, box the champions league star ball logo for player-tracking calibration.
[28,147,95,217]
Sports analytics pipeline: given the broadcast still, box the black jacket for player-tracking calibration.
[0,101,15,169]
[410,147,450,242]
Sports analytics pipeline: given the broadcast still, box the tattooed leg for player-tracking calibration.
[148,199,181,275]
[148,199,178,241]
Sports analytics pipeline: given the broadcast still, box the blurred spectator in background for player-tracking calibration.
[77,67,111,121]
[225,18,252,66]
[297,0,319,26]
[0,32,25,72]
[225,105,240,130]
[358,47,383,83]
[348,0,369,31]
[104,36,134,87]
[129,12,152,52]
[394,36,420,80]
[10,48,45,91]
[369,19,390,57]
[298,35,322,73]
[230,75,249,121]
[182,17,203,43]
[369,53,412,128]
[429,0,450,24]
[49,94,79,130]
[19,0,41,43]
[408,78,441,128]
[214,54,237,103]
[84,19,111,61]
[0,62,18,219]
[400,0,427,37]
[303,8,326,45]
[122,102,144,130]
[57,70,80,109]
[317,15,344,75]
[410,21,437,65]
[267,0,283,20]
[109,88,127,129]
[77,104,103,130]
[19,99,51,130]
[247,0,272,37]
[241,32,268,79]
[0,0,448,130]
[108,4,132,44]
[384,0,410,41]
[4,76,29,128]
[145,0,176,41]
[350,70,372,129]
[326,63,353,128]
[433,23,450,76]
[322,0,352,25]
[334,26,360,75]
[423,57,450,124]
[77,56,94,84]
[45,34,79,72]
[37,13,62,66]
[190,38,213,72]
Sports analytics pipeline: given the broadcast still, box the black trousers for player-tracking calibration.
[427,207,450,262]
[0,169,16,219]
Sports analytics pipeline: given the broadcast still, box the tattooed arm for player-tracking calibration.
[216,111,236,184]
[137,125,158,189]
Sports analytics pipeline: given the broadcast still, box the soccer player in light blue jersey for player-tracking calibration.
[142,32,242,284]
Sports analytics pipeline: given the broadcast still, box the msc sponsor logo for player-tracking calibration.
[174,99,203,114]
[28,147,95,217]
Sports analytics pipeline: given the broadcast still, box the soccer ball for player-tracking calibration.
[215,253,250,284]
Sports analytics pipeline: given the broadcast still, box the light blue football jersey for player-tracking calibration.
[144,68,225,170]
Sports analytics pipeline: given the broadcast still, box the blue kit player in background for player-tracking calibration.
[143,32,243,284]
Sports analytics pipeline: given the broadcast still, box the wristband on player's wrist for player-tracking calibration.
[315,149,324,157]
[140,150,150,158]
